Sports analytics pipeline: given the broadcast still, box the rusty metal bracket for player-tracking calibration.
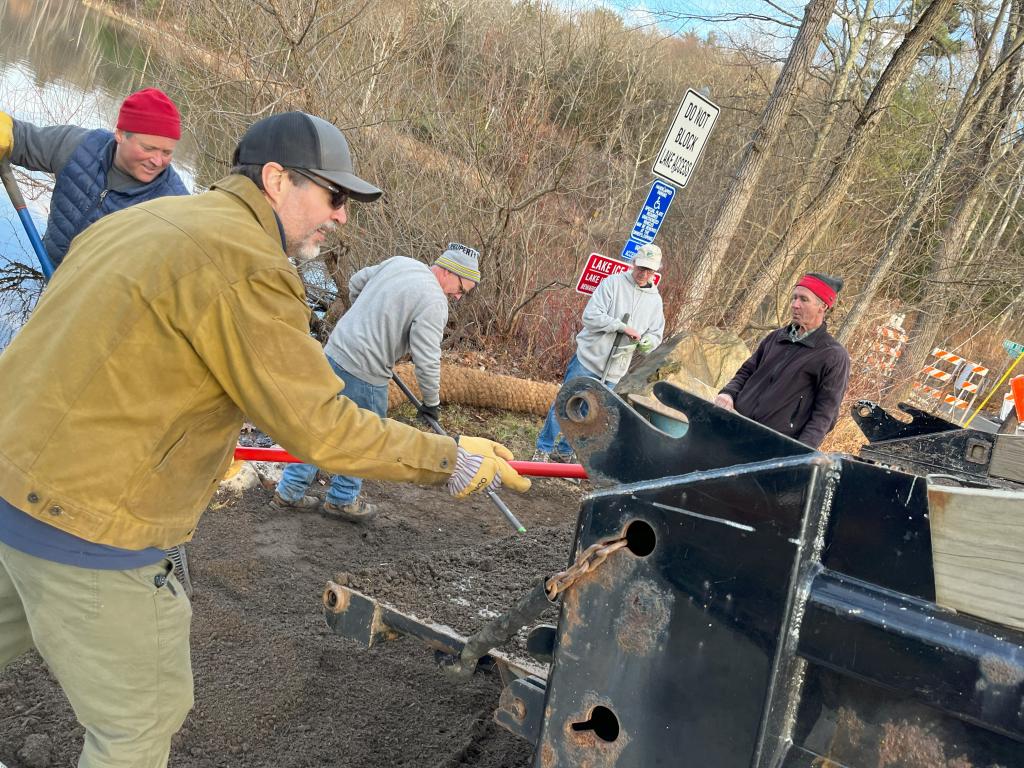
[555,377,812,488]
[851,400,959,442]
[322,581,547,680]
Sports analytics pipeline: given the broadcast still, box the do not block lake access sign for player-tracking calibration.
[652,89,720,189]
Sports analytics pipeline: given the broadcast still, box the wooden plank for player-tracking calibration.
[928,484,1024,631]
[990,434,1024,483]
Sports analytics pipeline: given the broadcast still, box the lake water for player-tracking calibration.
[0,0,198,342]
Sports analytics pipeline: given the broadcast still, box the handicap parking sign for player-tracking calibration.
[621,239,642,261]
[630,181,675,245]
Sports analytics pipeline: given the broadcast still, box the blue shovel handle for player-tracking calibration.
[1,160,54,281]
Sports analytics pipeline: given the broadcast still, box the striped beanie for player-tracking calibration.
[434,242,481,283]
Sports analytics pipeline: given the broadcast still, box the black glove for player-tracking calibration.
[418,401,441,420]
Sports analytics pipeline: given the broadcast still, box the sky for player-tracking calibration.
[584,0,810,36]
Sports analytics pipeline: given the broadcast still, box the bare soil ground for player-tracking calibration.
[0,453,582,767]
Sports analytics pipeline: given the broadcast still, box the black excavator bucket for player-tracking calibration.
[323,379,1024,767]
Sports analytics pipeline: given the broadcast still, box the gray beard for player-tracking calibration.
[287,241,322,264]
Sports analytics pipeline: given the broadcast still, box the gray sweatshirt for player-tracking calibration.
[11,120,139,191]
[576,271,665,383]
[324,257,448,405]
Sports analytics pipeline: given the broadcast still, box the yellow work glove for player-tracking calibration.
[0,112,13,160]
[447,435,532,498]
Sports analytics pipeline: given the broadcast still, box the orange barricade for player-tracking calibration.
[865,315,907,380]
[1006,375,1024,422]
[910,347,962,406]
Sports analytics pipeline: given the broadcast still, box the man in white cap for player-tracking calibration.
[0,112,525,767]
[534,243,665,462]
[273,243,481,521]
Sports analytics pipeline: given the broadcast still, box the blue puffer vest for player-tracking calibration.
[43,129,189,267]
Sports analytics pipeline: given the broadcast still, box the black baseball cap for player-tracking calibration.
[232,112,383,202]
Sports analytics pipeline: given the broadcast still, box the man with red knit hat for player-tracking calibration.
[715,272,850,448]
[0,86,188,268]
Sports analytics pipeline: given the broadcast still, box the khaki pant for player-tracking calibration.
[0,541,193,767]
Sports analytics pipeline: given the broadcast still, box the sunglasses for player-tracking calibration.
[454,274,474,298]
[287,167,349,209]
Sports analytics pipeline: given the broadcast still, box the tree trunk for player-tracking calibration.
[675,0,835,326]
[837,32,1024,344]
[990,167,1024,248]
[747,0,878,328]
[731,0,959,330]
[890,191,985,390]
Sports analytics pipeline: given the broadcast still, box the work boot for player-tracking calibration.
[270,492,320,511]
[531,450,550,462]
[322,498,377,523]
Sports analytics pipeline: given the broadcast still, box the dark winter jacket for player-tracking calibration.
[42,129,189,266]
[719,323,850,448]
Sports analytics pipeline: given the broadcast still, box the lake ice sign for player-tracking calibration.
[653,89,720,188]
[576,253,661,295]
[630,181,675,244]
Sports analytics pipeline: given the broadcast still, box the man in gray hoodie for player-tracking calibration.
[534,243,665,462]
[273,243,481,520]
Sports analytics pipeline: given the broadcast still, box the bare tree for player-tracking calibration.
[734,0,882,328]
[731,0,958,330]
[839,9,1024,343]
[674,0,836,326]
[887,0,1024,385]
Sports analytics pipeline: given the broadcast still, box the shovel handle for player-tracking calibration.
[600,312,630,384]
[1,160,54,280]
[233,446,586,479]
[390,373,527,533]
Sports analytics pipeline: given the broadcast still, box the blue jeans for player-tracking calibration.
[276,357,388,506]
[535,354,613,455]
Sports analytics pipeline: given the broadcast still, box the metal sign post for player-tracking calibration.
[652,88,720,189]
[615,88,719,261]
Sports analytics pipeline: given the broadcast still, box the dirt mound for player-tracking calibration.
[0,475,583,767]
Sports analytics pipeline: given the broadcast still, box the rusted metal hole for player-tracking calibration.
[565,392,598,424]
[322,582,350,613]
[625,519,656,557]
[570,705,620,742]
[964,438,990,464]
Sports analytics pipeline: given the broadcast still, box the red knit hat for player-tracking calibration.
[796,272,843,308]
[116,88,181,140]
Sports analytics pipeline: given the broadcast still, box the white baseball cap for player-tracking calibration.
[634,243,662,270]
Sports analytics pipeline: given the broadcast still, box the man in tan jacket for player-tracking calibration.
[0,111,529,767]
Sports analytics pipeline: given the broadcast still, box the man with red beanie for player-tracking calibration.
[715,272,850,448]
[0,86,188,268]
